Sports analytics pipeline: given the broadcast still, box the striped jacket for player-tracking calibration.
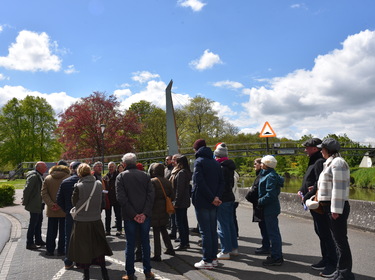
[317,155,350,214]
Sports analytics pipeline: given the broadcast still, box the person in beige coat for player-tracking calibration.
[41,160,70,256]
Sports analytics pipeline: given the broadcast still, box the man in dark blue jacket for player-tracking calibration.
[56,161,81,269]
[191,139,224,269]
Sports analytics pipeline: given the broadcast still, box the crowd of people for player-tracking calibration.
[21,137,355,280]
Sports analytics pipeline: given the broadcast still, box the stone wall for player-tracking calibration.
[238,188,375,232]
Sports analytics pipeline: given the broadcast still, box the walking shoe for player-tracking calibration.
[174,238,181,243]
[174,244,190,251]
[311,260,326,271]
[122,274,135,280]
[320,265,336,278]
[105,231,111,236]
[145,271,155,280]
[35,241,46,247]
[212,259,219,267]
[255,247,270,255]
[26,244,38,250]
[262,256,284,266]
[45,251,54,256]
[64,263,74,270]
[216,252,230,260]
[194,260,214,269]
[116,231,122,236]
[164,249,176,256]
[230,248,239,256]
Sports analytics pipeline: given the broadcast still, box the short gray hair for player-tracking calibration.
[108,161,116,168]
[122,153,137,165]
[93,161,103,168]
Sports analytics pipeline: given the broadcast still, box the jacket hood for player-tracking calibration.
[220,159,236,171]
[195,146,214,159]
[49,165,70,179]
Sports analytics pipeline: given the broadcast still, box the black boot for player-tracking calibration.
[83,268,89,280]
[101,266,109,280]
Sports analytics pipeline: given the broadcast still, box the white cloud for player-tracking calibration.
[64,65,78,74]
[0,30,62,72]
[0,25,3,33]
[114,88,132,99]
[190,49,223,71]
[0,85,78,114]
[178,0,206,12]
[115,80,191,111]
[131,71,160,83]
[237,30,375,142]
[0,73,9,80]
[213,80,244,90]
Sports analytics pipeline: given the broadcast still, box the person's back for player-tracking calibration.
[192,146,224,209]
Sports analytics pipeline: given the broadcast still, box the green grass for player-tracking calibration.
[0,179,26,189]
[351,167,375,189]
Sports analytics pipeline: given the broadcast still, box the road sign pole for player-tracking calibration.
[266,137,269,154]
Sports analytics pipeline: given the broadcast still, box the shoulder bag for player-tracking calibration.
[155,177,175,215]
[70,180,98,220]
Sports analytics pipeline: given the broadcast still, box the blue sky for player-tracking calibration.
[1,0,375,143]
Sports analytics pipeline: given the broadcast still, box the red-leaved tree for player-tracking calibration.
[56,92,142,160]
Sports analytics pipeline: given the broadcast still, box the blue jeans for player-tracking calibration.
[46,217,65,254]
[217,201,238,253]
[175,208,189,246]
[124,218,152,275]
[195,207,218,263]
[264,214,282,260]
[258,220,270,249]
[64,214,74,266]
[26,212,43,245]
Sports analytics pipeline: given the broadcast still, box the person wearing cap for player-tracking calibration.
[316,138,355,280]
[191,139,225,269]
[213,143,239,260]
[41,160,70,256]
[299,138,337,277]
[56,161,81,269]
[258,155,284,266]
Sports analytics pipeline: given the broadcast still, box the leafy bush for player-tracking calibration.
[351,168,375,189]
[0,184,15,207]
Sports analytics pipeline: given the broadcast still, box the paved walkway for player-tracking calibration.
[0,190,374,280]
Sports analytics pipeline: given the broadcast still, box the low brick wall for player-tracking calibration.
[238,188,375,232]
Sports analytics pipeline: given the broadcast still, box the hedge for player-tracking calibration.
[0,184,15,207]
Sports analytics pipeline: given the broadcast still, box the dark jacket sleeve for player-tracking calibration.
[304,158,325,202]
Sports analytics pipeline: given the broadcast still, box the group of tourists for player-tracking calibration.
[21,137,355,280]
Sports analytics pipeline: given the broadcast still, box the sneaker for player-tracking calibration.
[262,256,284,266]
[26,244,38,250]
[230,248,239,256]
[35,241,46,247]
[64,263,74,270]
[311,260,326,271]
[116,231,122,236]
[145,271,155,280]
[122,274,135,280]
[105,231,111,236]
[320,265,336,278]
[255,247,270,255]
[216,252,230,260]
[212,259,219,267]
[194,260,214,269]
[164,249,176,256]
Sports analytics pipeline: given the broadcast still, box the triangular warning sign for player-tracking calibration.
[260,121,276,138]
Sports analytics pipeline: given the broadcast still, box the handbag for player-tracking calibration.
[70,181,98,220]
[305,190,324,214]
[155,177,175,215]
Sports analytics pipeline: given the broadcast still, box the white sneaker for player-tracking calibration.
[216,252,230,260]
[230,248,239,256]
[194,260,214,269]
[212,259,219,267]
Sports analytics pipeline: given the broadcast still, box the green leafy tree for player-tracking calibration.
[128,101,167,152]
[0,96,60,166]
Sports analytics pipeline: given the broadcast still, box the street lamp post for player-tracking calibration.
[100,124,106,174]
